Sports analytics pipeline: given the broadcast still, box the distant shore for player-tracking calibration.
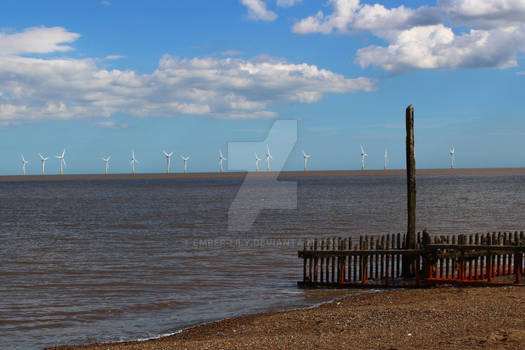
[49,286,525,350]
[2,168,525,182]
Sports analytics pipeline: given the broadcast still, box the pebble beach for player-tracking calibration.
[50,286,525,350]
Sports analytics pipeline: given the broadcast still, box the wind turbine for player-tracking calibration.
[131,151,139,175]
[163,150,174,174]
[219,150,227,173]
[21,155,28,176]
[39,153,48,176]
[450,146,455,169]
[303,151,311,171]
[102,156,111,175]
[360,145,368,171]
[55,149,66,175]
[181,155,190,173]
[255,153,261,172]
[265,144,272,172]
[384,149,388,170]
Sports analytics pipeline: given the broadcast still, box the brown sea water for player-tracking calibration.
[1,170,525,349]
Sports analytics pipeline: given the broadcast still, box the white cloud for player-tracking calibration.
[292,0,440,35]
[241,0,277,21]
[440,0,525,27]
[104,55,124,60]
[356,24,525,72]
[220,50,242,56]
[0,26,80,55]
[517,71,525,75]
[0,27,376,125]
[294,0,525,72]
[95,120,128,129]
[277,0,302,8]
[101,0,111,6]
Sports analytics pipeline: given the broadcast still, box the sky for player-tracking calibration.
[0,0,524,175]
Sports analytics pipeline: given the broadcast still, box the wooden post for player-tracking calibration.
[341,238,347,283]
[320,239,324,283]
[313,239,318,282]
[325,239,330,282]
[347,237,352,282]
[362,237,368,285]
[359,235,363,281]
[396,233,401,277]
[303,239,307,282]
[515,252,522,284]
[331,237,336,283]
[385,254,390,286]
[487,251,492,283]
[362,252,368,285]
[403,104,416,277]
[337,237,342,283]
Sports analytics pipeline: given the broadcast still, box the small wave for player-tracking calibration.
[125,300,183,312]
[18,322,68,331]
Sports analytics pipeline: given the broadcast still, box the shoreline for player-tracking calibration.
[49,286,525,350]
[3,167,525,183]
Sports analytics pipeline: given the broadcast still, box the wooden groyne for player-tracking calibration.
[299,105,525,289]
[298,231,525,288]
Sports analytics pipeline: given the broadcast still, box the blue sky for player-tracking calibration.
[0,0,524,175]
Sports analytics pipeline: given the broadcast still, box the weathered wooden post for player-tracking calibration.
[515,252,522,284]
[403,104,417,277]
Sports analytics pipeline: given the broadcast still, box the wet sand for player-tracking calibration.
[49,286,525,350]
[3,168,525,183]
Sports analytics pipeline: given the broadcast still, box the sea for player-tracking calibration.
[1,171,525,349]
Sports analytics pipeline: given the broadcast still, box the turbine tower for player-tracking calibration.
[384,149,388,170]
[102,156,111,175]
[163,150,174,174]
[219,150,227,173]
[255,153,261,172]
[21,155,28,176]
[450,146,455,169]
[55,149,66,175]
[360,145,368,171]
[131,150,139,175]
[181,155,190,173]
[265,144,272,172]
[303,151,311,171]
[39,153,48,176]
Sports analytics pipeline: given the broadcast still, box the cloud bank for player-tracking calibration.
[0,27,375,125]
[293,0,525,72]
